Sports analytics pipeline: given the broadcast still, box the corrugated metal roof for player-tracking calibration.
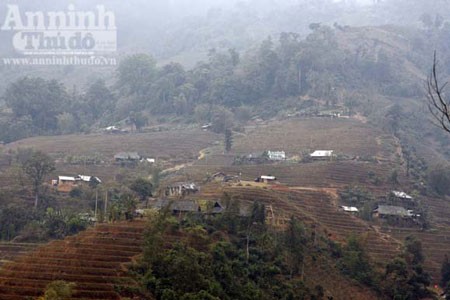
[59,176,76,181]
[341,206,359,212]
[267,151,286,160]
[310,150,334,157]
[375,205,411,217]
[392,191,413,200]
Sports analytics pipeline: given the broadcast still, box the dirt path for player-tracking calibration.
[161,148,209,175]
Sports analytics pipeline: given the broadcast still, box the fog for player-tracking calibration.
[0,0,449,61]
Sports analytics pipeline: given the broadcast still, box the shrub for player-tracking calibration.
[428,166,450,196]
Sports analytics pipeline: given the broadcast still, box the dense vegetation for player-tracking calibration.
[126,199,434,299]
[131,202,322,300]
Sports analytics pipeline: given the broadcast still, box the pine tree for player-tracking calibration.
[224,129,233,153]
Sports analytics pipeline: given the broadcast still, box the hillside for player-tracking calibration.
[2,0,450,297]
[0,114,448,298]
[0,221,147,300]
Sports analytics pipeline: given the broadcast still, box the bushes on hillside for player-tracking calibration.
[132,202,327,300]
[428,166,450,196]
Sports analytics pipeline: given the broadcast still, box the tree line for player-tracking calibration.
[0,25,420,142]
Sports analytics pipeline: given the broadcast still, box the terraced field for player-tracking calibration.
[217,187,402,265]
[0,243,38,268]
[5,129,219,162]
[378,194,450,284]
[185,161,400,196]
[0,221,148,300]
[233,118,397,160]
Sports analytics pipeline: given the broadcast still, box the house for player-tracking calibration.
[114,152,141,162]
[201,123,212,130]
[267,151,286,161]
[152,199,201,215]
[77,175,102,184]
[255,175,277,183]
[54,175,101,193]
[310,150,334,160]
[392,191,413,201]
[165,183,199,197]
[373,205,413,218]
[341,206,359,213]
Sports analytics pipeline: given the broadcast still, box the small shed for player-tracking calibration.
[310,150,334,160]
[392,191,413,201]
[255,175,277,183]
[341,206,359,213]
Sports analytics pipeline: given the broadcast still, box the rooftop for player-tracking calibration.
[375,205,412,217]
[392,191,413,200]
[310,150,334,157]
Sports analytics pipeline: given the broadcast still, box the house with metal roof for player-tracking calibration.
[341,206,359,213]
[373,205,413,218]
[53,175,101,193]
[310,150,334,159]
[392,191,413,201]
[165,183,199,198]
[267,151,286,161]
[255,175,277,183]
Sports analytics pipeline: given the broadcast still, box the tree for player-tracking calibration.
[428,166,450,196]
[38,280,75,300]
[82,79,116,121]
[22,150,55,208]
[441,255,450,288]
[339,235,374,286]
[427,52,450,134]
[117,54,157,97]
[285,217,307,278]
[224,129,233,153]
[130,178,153,206]
[404,235,425,266]
[129,111,148,132]
[4,77,67,133]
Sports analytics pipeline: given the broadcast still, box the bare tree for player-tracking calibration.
[427,52,450,134]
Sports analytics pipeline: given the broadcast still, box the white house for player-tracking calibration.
[341,206,359,213]
[310,150,334,159]
[256,175,277,183]
[392,191,413,201]
[267,151,286,161]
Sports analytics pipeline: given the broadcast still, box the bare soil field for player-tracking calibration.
[232,118,397,160]
[4,129,220,162]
